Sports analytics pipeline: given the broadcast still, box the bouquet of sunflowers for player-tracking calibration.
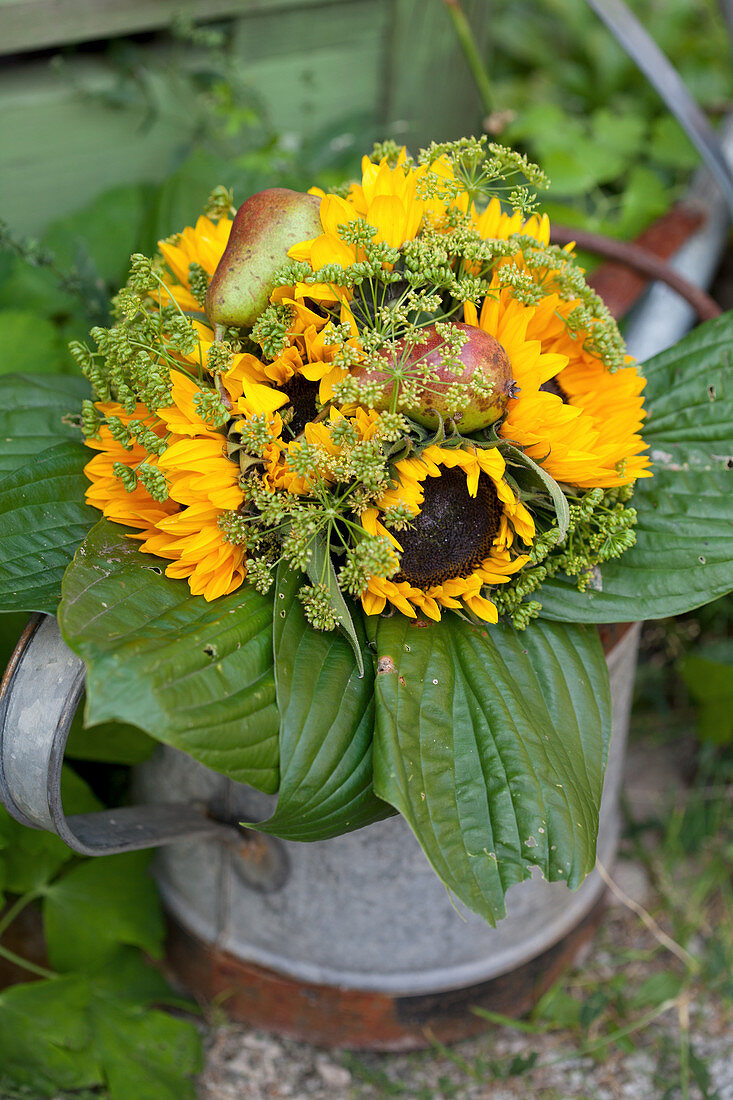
[1,138,730,924]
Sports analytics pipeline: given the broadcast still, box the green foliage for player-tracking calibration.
[43,853,164,974]
[681,640,733,744]
[0,773,202,1099]
[253,564,392,841]
[58,519,280,791]
[538,314,733,622]
[482,0,732,240]
[0,310,74,376]
[370,614,611,923]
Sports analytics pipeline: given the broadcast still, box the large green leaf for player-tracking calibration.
[42,852,164,975]
[58,519,279,791]
[253,565,391,840]
[538,315,733,622]
[0,373,90,476]
[0,441,98,613]
[372,615,611,924]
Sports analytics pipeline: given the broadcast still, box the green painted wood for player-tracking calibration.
[0,59,199,236]
[0,1,388,235]
[0,0,489,237]
[0,0,348,55]
[232,0,389,135]
[383,0,489,147]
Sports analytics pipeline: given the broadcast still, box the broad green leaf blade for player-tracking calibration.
[638,311,732,448]
[0,373,90,476]
[253,564,391,840]
[0,441,98,613]
[42,852,164,974]
[537,465,732,621]
[372,615,611,924]
[65,707,156,764]
[58,519,279,791]
[305,529,364,677]
[538,315,733,622]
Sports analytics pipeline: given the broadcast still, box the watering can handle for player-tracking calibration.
[0,615,236,856]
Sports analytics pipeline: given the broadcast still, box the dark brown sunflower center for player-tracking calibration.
[282,374,319,437]
[391,467,502,588]
[539,377,569,402]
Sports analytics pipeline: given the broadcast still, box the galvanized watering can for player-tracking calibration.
[0,613,640,1047]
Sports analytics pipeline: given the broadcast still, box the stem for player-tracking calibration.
[0,943,56,981]
[441,0,495,115]
[0,892,39,939]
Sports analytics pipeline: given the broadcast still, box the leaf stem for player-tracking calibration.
[0,892,39,939]
[0,943,56,981]
[440,0,495,115]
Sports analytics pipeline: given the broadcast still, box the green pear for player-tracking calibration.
[205,188,322,329]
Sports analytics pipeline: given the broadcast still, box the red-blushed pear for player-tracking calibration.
[205,188,322,330]
[352,323,516,433]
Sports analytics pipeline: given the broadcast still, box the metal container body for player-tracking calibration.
[136,623,640,997]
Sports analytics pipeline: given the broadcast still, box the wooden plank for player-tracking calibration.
[0,0,350,56]
[0,60,188,234]
[382,0,490,149]
[0,0,388,235]
[232,0,388,134]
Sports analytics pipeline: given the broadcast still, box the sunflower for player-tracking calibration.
[465,283,651,488]
[83,404,179,539]
[288,149,463,277]
[360,444,534,623]
[139,503,246,601]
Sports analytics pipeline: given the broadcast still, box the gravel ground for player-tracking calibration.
[196,740,733,1099]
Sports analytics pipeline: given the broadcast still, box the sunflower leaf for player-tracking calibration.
[251,563,391,840]
[304,528,364,677]
[537,315,733,622]
[372,614,610,924]
[501,443,570,539]
[0,441,98,613]
[58,518,279,791]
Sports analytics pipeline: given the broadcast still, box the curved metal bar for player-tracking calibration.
[586,0,733,218]
[549,224,722,321]
[0,615,236,855]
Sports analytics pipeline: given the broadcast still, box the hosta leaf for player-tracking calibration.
[253,564,391,840]
[0,441,97,613]
[372,615,611,924]
[0,373,90,476]
[538,315,733,622]
[58,519,279,791]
